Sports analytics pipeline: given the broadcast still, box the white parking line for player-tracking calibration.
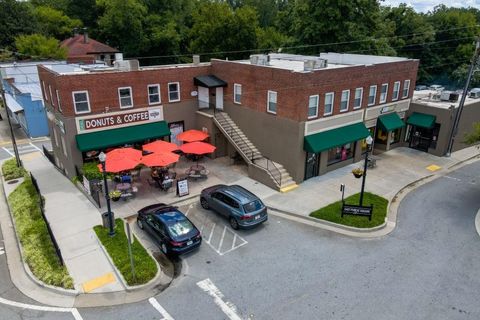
[218,226,227,252]
[197,278,242,320]
[0,296,83,319]
[0,247,4,256]
[207,223,216,243]
[29,142,43,152]
[148,297,175,320]
[2,147,14,157]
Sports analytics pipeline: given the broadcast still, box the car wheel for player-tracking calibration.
[137,218,144,229]
[229,217,239,230]
[200,198,209,209]
[161,243,168,255]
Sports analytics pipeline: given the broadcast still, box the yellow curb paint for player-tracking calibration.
[22,152,40,161]
[280,184,298,193]
[426,164,441,172]
[82,272,116,293]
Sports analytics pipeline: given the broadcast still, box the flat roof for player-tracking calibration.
[412,90,480,110]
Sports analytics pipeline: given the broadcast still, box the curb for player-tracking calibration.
[475,208,480,238]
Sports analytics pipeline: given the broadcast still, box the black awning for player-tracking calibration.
[194,75,227,88]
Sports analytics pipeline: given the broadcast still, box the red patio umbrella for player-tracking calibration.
[106,147,142,161]
[142,140,179,154]
[97,157,140,173]
[177,129,209,142]
[141,152,180,167]
[179,141,216,155]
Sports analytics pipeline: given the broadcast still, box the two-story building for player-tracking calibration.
[38,53,418,190]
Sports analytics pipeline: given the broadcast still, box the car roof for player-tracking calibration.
[153,208,186,223]
[220,185,259,204]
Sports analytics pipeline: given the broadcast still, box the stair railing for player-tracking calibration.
[264,156,282,187]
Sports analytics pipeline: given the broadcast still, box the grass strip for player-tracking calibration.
[94,219,157,286]
[7,177,73,288]
[2,158,27,180]
[309,192,388,228]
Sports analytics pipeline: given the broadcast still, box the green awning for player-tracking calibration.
[407,112,436,129]
[76,121,170,152]
[377,113,405,132]
[304,122,370,153]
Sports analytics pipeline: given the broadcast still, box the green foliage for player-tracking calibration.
[15,34,67,59]
[94,219,157,286]
[310,192,388,228]
[34,5,82,39]
[464,122,480,145]
[1,158,27,181]
[0,0,38,49]
[8,177,73,288]
[82,162,102,180]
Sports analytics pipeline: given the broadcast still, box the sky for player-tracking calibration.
[381,0,480,13]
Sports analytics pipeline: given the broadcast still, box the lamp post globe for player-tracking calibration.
[359,135,373,206]
[99,152,115,236]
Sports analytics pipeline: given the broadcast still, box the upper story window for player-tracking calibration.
[148,84,161,105]
[368,85,377,106]
[72,91,90,114]
[340,90,350,112]
[168,82,180,102]
[56,90,62,112]
[354,88,363,109]
[49,85,54,106]
[380,83,388,104]
[402,80,410,98]
[308,95,319,119]
[267,90,277,114]
[42,81,48,101]
[234,84,242,104]
[118,87,133,108]
[392,81,400,101]
[324,92,334,116]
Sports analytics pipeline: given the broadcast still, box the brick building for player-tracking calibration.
[38,53,418,189]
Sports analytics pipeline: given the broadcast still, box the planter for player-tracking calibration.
[111,196,120,202]
[353,173,363,178]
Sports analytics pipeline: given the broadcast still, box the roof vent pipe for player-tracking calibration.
[193,55,200,65]
[82,28,89,44]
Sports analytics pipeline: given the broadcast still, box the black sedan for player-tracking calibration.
[137,203,201,255]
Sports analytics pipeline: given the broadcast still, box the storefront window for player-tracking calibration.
[327,143,355,165]
[362,128,375,154]
[430,124,441,149]
[375,128,388,145]
[391,127,402,145]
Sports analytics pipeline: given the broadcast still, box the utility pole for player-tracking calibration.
[0,80,22,167]
[446,37,480,157]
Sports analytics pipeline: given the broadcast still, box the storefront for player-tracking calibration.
[374,112,405,150]
[405,112,438,152]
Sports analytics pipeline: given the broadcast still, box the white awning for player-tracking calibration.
[4,93,24,113]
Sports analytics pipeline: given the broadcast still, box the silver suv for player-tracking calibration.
[200,185,268,229]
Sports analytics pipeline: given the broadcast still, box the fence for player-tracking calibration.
[30,173,64,266]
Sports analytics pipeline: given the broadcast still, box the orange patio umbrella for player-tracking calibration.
[141,152,180,167]
[177,129,209,142]
[97,157,141,173]
[143,140,179,154]
[179,141,216,155]
[106,147,142,161]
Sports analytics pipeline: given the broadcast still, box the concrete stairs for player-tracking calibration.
[213,111,298,192]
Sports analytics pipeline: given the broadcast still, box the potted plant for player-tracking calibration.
[352,167,364,178]
[109,190,122,201]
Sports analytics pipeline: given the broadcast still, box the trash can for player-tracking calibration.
[101,212,115,228]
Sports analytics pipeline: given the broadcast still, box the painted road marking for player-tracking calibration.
[197,278,242,320]
[82,272,116,293]
[426,164,441,172]
[444,175,477,185]
[184,204,194,216]
[29,142,43,152]
[148,297,175,320]
[0,296,83,319]
[0,247,4,256]
[2,147,14,157]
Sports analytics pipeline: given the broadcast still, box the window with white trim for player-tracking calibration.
[340,90,350,112]
[308,95,318,119]
[56,90,62,112]
[402,80,410,98]
[118,87,133,108]
[147,84,161,105]
[234,84,242,104]
[354,87,363,109]
[72,91,90,114]
[267,90,277,114]
[368,85,377,106]
[324,92,334,115]
[52,126,58,147]
[168,82,180,102]
[380,83,388,104]
[42,81,48,101]
[61,134,67,157]
[49,85,54,106]
[392,81,400,100]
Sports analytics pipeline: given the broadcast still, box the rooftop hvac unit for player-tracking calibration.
[114,59,139,71]
[440,91,459,102]
[469,88,480,98]
[304,59,328,71]
[315,58,328,69]
[249,54,268,66]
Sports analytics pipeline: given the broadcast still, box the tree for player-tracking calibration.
[34,6,82,40]
[15,34,67,59]
[65,0,98,32]
[464,122,480,145]
[0,0,38,49]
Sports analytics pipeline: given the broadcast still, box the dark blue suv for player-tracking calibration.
[137,203,201,255]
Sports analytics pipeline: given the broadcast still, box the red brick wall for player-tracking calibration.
[212,59,419,122]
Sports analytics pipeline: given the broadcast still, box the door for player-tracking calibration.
[215,87,223,110]
[409,126,431,152]
[169,121,184,145]
[198,86,209,109]
[304,152,319,180]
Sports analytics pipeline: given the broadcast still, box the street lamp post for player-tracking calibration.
[359,135,373,206]
[98,152,115,237]
[0,81,22,167]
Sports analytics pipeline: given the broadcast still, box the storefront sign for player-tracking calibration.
[380,105,396,114]
[341,203,373,220]
[76,107,163,133]
[176,178,189,197]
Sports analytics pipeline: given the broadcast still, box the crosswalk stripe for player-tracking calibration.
[197,278,242,320]
[148,297,174,320]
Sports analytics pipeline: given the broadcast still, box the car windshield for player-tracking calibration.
[243,200,263,213]
[167,219,194,237]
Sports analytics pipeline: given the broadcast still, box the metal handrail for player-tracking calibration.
[265,156,282,187]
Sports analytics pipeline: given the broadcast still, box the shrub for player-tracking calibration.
[2,158,27,180]
[82,162,103,180]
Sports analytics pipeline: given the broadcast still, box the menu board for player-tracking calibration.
[176,178,189,197]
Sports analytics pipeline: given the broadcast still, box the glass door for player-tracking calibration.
[305,152,319,180]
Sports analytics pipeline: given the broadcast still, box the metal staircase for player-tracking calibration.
[213,111,298,192]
